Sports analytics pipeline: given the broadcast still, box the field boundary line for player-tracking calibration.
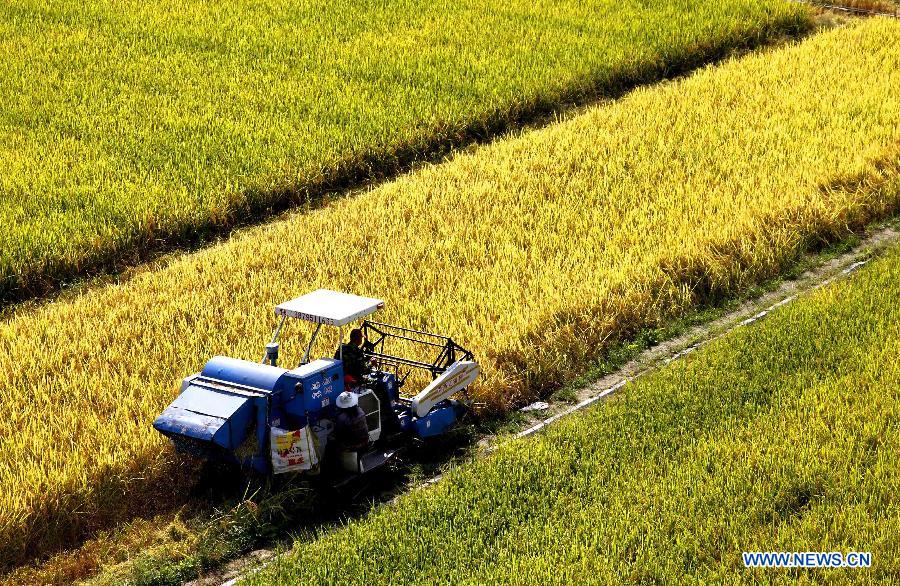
[216,224,899,586]
[500,234,896,452]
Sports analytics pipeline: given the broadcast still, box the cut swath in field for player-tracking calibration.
[2,18,900,569]
[0,0,810,303]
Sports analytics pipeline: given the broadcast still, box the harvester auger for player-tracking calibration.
[153,290,480,483]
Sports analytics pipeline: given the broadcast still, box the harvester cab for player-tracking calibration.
[153,289,480,481]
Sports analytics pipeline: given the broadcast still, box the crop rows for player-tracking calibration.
[244,228,900,585]
[1,18,899,568]
[0,0,808,303]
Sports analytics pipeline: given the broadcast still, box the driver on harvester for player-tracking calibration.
[335,328,401,437]
[335,328,368,389]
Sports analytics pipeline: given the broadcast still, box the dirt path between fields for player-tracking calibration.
[799,1,899,18]
[199,222,899,586]
[507,225,899,443]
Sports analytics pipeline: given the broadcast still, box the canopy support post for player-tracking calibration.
[302,323,322,365]
[261,315,287,363]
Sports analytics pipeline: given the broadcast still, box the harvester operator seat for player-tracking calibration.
[335,328,368,386]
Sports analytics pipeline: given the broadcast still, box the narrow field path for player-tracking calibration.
[507,224,900,443]
[798,1,899,17]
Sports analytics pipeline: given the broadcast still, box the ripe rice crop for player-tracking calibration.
[245,227,900,585]
[1,18,899,568]
[0,0,808,303]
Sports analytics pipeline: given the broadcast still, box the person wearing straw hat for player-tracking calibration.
[334,390,369,452]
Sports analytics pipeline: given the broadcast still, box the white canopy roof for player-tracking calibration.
[275,289,384,326]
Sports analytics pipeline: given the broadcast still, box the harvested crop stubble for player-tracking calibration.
[0,0,809,303]
[2,18,900,568]
[245,220,900,585]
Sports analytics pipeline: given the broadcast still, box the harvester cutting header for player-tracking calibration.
[153,290,480,481]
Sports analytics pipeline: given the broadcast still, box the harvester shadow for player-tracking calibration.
[182,425,480,572]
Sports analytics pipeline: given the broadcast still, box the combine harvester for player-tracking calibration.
[154,290,479,483]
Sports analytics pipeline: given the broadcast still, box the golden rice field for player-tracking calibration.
[0,0,808,303]
[1,18,899,568]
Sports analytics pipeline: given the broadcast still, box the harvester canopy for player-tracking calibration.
[275,289,384,326]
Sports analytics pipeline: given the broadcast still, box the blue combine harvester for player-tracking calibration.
[153,290,479,480]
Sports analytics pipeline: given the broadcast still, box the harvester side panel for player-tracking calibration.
[286,359,344,417]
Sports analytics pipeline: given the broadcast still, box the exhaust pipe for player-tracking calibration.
[265,342,279,367]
